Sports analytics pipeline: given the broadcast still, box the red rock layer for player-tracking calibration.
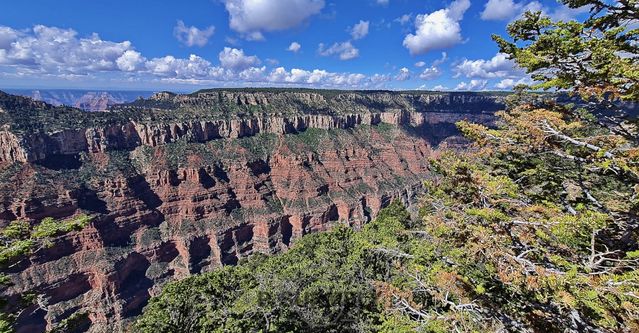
[1,125,433,332]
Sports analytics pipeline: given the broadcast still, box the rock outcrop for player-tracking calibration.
[0,89,505,332]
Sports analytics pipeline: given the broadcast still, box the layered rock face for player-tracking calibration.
[0,89,505,332]
[0,89,503,165]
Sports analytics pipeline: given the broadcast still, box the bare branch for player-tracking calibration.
[540,120,615,159]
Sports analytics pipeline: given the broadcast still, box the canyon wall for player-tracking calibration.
[0,89,505,332]
[0,110,494,164]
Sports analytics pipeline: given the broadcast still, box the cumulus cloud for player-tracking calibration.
[494,78,515,89]
[238,66,267,81]
[432,85,449,91]
[218,47,261,71]
[223,0,325,40]
[145,54,220,79]
[266,66,369,87]
[403,0,470,55]
[456,79,488,90]
[414,61,426,68]
[0,25,134,73]
[0,25,225,80]
[453,52,521,79]
[370,73,392,87]
[480,0,523,20]
[318,41,359,60]
[377,0,389,5]
[287,42,301,53]
[0,24,392,89]
[0,27,18,50]
[173,20,215,47]
[481,0,590,21]
[395,67,411,81]
[494,77,532,89]
[419,66,441,80]
[350,20,370,40]
[116,50,146,72]
[417,52,447,80]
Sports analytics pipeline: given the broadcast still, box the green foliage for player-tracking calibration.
[48,311,90,333]
[0,215,92,332]
[493,2,638,100]
[135,213,415,332]
[32,216,91,239]
[1,215,92,266]
[0,240,34,266]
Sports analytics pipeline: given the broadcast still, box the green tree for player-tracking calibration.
[378,0,639,331]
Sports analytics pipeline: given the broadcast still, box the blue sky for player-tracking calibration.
[0,0,587,92]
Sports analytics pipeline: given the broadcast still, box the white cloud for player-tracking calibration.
[481,0,523,20]
[266,66,370,87]
[218,47,261,71]
[0,25,133,73]
[417,52,447,80]
[0,24,228,80]
[318,41,359,60]
[453,52,521,79]
[395,67,411,81]
[377,0,389,5]
[494,77,532,89]
[0,24,392,89]
[419,66,441,80]
[223,0,324,40]
[267,67,307,83]
[495,78,515,89]
[370,73,392,87]
[433,52,448,66]
[173,20,215,47]
[0,27,18,50]
[350,20,370,40]
[287,42,301,53]
[145,54,220,79]
[456,79,488,90]
[403,0,471,55]
[414,61,426,68]
[238,66,267,81]
[328,73,367,86]
[116,50,145,72]
[432,85,449,90]
[481,0,590,21]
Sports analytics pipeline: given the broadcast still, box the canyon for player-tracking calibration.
[0,89,506,332]
[5,90,154,112]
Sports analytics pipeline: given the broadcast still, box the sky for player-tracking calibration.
[0,0,589,92]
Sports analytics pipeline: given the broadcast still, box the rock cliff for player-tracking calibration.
[0,89,505,332]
